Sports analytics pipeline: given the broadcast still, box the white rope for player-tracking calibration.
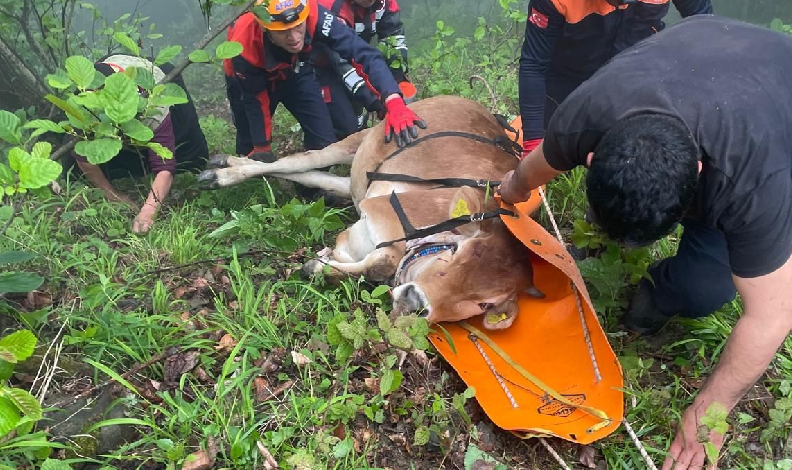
[538,438,572,470]
[537,186,655,467]
[536,187,601,383]
[622,419,659,470]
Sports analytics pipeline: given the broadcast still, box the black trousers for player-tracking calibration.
[226,67,337,156]
[314,66,365,140]
[649,219,737,318]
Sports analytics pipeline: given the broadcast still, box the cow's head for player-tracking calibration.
[391,187,543,329]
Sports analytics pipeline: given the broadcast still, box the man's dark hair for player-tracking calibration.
[586,113,699,246]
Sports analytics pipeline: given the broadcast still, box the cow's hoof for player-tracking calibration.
[197,170,220,189]
[207,154,230,169]
[301,259,323,278]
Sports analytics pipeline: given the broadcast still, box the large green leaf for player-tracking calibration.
[19,158,62,189]
[133,67,155,92]
[215,41,243,60]
[188,49,211,63]
[0,360,12,381]
[46,70,73,90]
[45,95,86,124]
[0,110,21,144]
[6,389,41,420]
[0,272,43,294]
[41,459,73,470]
[147,142,173,159]
[0,163,13,186]
[0,330,36,362]
[150,83,188,107]
[154,45,182,66]
[103,73,139,124]
[23,120,66,139]
[0,251,35,266]
[72,91,106,111]
[113,32,140,55]
[8,147,30,172]
[120,119,154,142]
[75,139,123,165]
[379,369,402,396]
[31,142,52,159]
[0,396,22,437]
[64,56,96,89]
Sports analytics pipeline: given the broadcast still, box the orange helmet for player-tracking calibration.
[255,0,310,31]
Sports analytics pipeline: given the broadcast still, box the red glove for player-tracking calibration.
[384,98,427,147]
[521,138,542,160]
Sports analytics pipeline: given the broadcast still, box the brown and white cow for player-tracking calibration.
[198,95,543,329]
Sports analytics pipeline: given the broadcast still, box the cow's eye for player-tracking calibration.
[478,302,494,311]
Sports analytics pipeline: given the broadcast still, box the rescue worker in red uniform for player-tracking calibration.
[224,0,424,163]
[518,0,712,158]
[314,0,410,139]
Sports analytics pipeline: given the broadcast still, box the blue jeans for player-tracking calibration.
[649,219,737,318]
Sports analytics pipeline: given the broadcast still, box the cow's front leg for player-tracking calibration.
[303,246,403,283]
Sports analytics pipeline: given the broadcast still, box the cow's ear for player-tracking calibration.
[448,187,483,218]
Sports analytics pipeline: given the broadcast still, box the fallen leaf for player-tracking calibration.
[253,377,271,402]
[471,461,497,470]
[332,424,346,440]
[216,334,238,354]
[578,445,599,469]
[194,367,212,384]
[256,347,286,373]
[410,350,430,368]
[291,351,312,367]
[257,441,279,469]
[164,350,200,383]
[181,450,214,470]
[220,275,231,285]
[24,291,52,310]
[174,286,194,299]
[388,433,407,447]
[364,377,380,394]
[192,277,210,289]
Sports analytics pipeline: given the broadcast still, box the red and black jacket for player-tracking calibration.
[519,0,712,141]
[224,4,401,148]
[321,0,407,80]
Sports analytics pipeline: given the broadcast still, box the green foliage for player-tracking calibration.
[0,250,42,294]
[0,330,42,439]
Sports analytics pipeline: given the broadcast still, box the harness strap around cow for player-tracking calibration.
[376,191,515,249]
[372,124,523,249]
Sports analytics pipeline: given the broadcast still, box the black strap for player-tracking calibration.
[368,130,521,182]
[376,191,515,249]
[367,172,500,189]
[389,191,416,236]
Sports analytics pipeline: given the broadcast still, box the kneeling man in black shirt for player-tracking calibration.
[500,15,792,470]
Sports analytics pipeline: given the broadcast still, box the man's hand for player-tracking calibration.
[383,94,426,147]
[132,204,157,234]
[498,170,533,204]
[663,399,725,470]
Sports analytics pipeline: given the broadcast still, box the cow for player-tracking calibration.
[199,95,544,329]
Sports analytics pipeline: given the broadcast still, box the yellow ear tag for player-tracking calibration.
[452,199,471,218]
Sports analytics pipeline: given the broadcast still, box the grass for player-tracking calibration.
[2,106,792,470]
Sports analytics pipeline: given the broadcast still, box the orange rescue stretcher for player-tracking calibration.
[427,117,624,445]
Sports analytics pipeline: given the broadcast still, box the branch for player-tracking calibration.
[50,0,258,162]
[0,34,50,98]
[163,0,259,83]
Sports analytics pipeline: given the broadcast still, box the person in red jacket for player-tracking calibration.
[313,0,410,139]
[518,0,712,158]
[224,0,424,163]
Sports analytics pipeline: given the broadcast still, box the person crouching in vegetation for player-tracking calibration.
[313,0,414,139]
[223,0,425,165]
[72,54,208,234]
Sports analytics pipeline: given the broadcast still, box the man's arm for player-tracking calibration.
[519,0,564,150]
[75,160,135,206]
[498,142,564,203]
[133,114,177,233]
[671,0,713,18]
[662,253,792,470]
[330,50,383,113]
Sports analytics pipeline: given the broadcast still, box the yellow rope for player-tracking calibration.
[458,321,612,430]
